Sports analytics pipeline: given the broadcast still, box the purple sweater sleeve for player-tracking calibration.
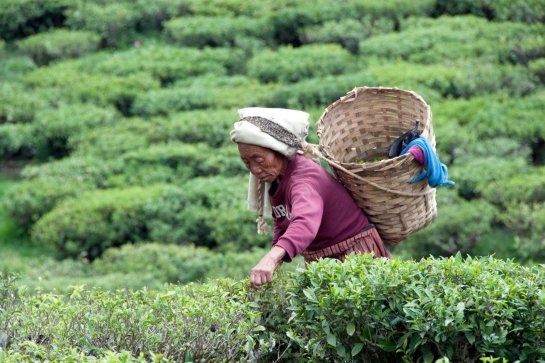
[274,182,324,261]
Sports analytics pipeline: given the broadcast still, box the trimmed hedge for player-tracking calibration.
[247,44,355,83]
[17,103,120,160]
[0,0,72,41]
[434,0,545,23]
[1,255,544,361]
[0,54,36,82]
[0,123,34,159]
[75,45,243,85]
[65,2,139,47]
[164,15,272,48]
[3,178,94,231]
[399,190,498,257]
[288,254,545,361]
[0,82,49,124]
[22,66,160,114]
[362,16,545,64]
[131,75,274,116]
[301,17,394,54]
[31,176,268,259]
[16,29,100,65]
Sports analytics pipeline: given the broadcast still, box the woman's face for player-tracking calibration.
[237,143,288,183]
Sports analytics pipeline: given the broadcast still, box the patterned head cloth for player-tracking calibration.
[230,107,310,158]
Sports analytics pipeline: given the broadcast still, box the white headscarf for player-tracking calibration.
[230,107,310,234]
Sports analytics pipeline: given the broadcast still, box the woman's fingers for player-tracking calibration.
[250,268,273,288]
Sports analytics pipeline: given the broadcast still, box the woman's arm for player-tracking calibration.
[250,246,286,289]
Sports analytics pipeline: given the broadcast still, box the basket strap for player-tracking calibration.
[303,143,435,197]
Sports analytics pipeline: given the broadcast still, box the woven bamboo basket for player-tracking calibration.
[317,87,437,245]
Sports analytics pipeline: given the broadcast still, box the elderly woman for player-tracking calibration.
[231,107,400,289]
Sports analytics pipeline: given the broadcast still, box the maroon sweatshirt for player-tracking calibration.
[269,148,424,261]
[269,155,369,261]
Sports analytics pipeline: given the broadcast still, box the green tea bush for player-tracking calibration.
[22,66,160,114]
[3,178,94,231]
[0,82,49,123]
[30,103,120,159]
[529,58,545,84]
[93,243,217,284]
[0,53,36,82]
[108,143,245,185]
[265,69,442,109]
[483,166,545,206]
[31,185,172,260]
[435,91,545,143]
[0,38,4,56]
[289,254,545,362]
[301,17,394,54]
[0,123,34,159]
[75,45,243,85]
[164,16,272,48]
[247,44,354,83]
[20,156,114,187]
[0,279,263,362]
[268,0,435,45]
[131,75,274,116]
[503,203,545,262]
[450,157,529,200]
[0,0,72,41]
[363,16,544,64]
[65,2,139,47]
[434,0,545,23]
[364,60,537,99]
[16,29,101,65]
[133,0,190,31]
[31,176,267,258]
[398,190,498,257]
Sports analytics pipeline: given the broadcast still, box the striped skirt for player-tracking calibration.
[301,225,392,263]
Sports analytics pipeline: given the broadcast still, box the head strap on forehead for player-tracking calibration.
[241,116,301,148]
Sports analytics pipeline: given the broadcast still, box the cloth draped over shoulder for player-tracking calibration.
[401,137,455,187]
[230,107,310,233]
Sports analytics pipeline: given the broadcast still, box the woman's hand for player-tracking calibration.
[250,246,286,289]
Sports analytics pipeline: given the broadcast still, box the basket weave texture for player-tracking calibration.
[317,87,437,246]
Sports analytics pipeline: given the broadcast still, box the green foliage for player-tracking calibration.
[301,17,394,54]
[247,44,354,83]
[434,0,545,23]
[74,45,243,85]
[0,82,49,123]
[31,184,172,260]
[131,75,274,116]
[0,53,37,82]
[483,166,545,207]
[22,66,160,114]
[16,29,101,65]
[0,0,72,41]
[164,15,272,49]
[0,123,34,159]
[31,103,120,159]
[0,278,263,361]
[529,58,545,84]
[3,178,94,231]
[65,2,139,47]
[398,190,498,257]
[30,176,268,259]
[451,157,529,200]
[503,203,545,262]
[363,16,545,64]
[289,254,545,362]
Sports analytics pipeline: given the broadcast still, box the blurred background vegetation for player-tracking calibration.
[0,0,544,293]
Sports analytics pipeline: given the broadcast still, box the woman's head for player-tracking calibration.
[230,107,310,159]
[237,143,288,183]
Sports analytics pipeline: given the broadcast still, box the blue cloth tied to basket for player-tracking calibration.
[401,137,455,188]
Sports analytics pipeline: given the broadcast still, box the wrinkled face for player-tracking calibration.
[237,143,288,183]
